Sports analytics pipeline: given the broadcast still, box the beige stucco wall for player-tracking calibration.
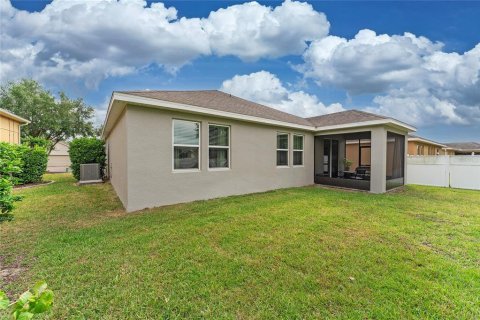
[47,142,71,172]
[47,155,71,172]
[106,110,129,208]
[0,114,21,144]
[122,105,314,212]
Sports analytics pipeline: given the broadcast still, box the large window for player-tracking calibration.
[209,124,230,169]
[277,132,289,166]
[173,119,200,170]
[293,135,304,166]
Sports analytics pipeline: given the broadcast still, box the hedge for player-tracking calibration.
[16,145,48,184]
[0,142,22,179]
[22,136,52,150]
[0,143,22,215]
[69,138,106,181]
[0,142,48,185]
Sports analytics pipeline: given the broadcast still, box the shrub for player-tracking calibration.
[16,145,48,184]
[0,143,22,216]
[0,281,54,319]
[0,178,21,216]
[69,137,106,180]
[22,136,52,150]
[0,142,22,179]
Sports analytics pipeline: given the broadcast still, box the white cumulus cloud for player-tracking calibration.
[203,0,329,60]
[0,0,210,88]
[0,0,329,88]
[300,29,480,126]
[220,71,343,117]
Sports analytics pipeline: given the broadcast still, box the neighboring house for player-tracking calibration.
[47,141,71,173]
[407,135,454,155]
[102,90,415,212]
[0,108,29,144]
[444,142,480,155]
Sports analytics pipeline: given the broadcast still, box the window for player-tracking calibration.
[277,132,289,166]
[173,119,200,170]
[209,124,230,169]
[293,134,304,166]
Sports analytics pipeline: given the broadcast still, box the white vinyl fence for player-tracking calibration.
[407,155,480,190]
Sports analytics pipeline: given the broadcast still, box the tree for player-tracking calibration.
[0,79,96,153]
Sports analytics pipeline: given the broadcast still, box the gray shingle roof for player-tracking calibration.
[114,90,414,131]
[118,90,312,126]
[444,142,480,151]
[408,134,448,147]
[306,110,388,127]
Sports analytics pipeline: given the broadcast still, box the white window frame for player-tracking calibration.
[293,134,304,167]
[208,123,231,171]
[276,132,289,168]
[172,119,201,173]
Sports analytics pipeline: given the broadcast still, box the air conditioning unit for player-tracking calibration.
[79,163,102,184]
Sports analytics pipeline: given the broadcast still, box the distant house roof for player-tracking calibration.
[119,90,312,126]
[307,110,388,127]
[408,134,448,148]
[444,142,480,151]
[102,90,416,138]
[0,108,30,124]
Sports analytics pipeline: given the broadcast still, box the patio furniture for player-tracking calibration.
[355,166,371,180]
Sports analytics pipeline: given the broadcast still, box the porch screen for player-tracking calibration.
[386,132,405,189]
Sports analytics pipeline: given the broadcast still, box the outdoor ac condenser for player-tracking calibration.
[79,163,102,184]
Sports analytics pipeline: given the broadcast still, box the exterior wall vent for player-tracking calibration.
[79,163,102,184]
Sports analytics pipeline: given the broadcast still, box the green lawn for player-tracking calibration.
[1,174,479,319]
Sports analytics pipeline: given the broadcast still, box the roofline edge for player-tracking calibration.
[101,92,417,139]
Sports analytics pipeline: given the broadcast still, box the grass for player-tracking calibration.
[1,173,479,319]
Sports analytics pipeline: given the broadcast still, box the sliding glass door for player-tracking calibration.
[323,139,339,178]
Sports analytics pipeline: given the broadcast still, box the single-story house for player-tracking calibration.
[0,108,29,144]
[444,142,480,155]
[407,135,454,156]
[102,90,415,212]
[47,141,71,173]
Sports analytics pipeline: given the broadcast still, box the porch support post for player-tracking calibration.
[338,137,346,172]
[370,127,387,193]
[404,134,408,186]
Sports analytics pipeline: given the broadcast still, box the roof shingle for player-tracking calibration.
[118,90,312,126]
[306,110,388,127]
[444,142,480,151]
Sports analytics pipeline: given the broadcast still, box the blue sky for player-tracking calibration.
[2,0,480,142]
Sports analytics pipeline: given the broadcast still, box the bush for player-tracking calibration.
[0,178,21,216]
[0,143,22,215]
[0,281,54,318]
[22,136,52,150]
[0,143,22,178]
[69,137,106,180]
[16,145,48,184]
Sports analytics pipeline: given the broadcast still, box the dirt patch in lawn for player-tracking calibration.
[0,255,28,295]
[13,180,54,190]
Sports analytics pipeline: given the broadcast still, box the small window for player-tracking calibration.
[173,119,200,170]
[277,132,289,166]
[209,124,230,169]
[293,135,304,166]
